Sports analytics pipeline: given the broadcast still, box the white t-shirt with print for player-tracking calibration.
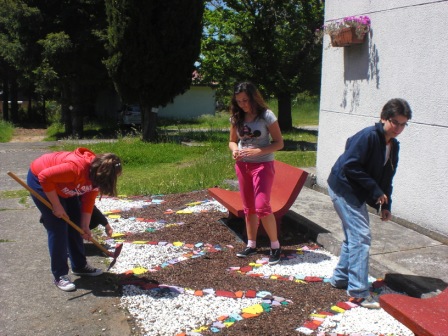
[237,109,277,163]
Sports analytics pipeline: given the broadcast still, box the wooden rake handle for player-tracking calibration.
[7,171,112,257]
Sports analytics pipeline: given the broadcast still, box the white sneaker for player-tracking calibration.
[72,264,103,277]
[360,295,380,309]
[54,275,76,291]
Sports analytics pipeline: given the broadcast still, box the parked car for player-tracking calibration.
[120,104,141,125]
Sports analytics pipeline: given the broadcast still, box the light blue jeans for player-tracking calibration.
[328,186,371,298]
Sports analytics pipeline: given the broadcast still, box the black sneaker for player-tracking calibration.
[72,264,103,277]
[236,247,257,258]
[268,248,282,265]
[330,280,348,289]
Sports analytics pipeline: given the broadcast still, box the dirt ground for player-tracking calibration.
[10,127,47,142]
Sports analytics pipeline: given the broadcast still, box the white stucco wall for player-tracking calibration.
[158,86,216,119]
[316,0,448,237]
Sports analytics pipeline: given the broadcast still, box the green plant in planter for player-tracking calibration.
[315,15,371,43]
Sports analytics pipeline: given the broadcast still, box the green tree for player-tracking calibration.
[201,0,324,130]
[0,0,42,123]
[30,0,110,137]
[104,0,205,142]
[0,0,110,135]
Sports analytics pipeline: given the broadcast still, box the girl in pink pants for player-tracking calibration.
[228,82,284,265]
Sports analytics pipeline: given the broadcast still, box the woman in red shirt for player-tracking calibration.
[27,147,122,291]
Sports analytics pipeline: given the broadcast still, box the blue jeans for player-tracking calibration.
[27,170,87,280]
[328,186,371,298]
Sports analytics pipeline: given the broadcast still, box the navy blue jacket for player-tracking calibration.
[327,122,399,211]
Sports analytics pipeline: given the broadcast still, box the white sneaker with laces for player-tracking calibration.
[54,275,76,291]
[360,295,380,309]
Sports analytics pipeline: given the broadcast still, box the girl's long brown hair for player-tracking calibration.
[230,82,268,129]
[89,153,122,197]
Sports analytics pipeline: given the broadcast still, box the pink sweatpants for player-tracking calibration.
[235,161,275,218]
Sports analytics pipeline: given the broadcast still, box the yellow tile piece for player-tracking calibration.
[132,267,147,275]
[111,232,126,238]
[176,209,193,214]
[242,303,263,315]
[330,305,345,313]
[192,326,208,332]
[107,214,121,219]
[133,241,148,244]
[185,201,202,206]
[173,241,184,247]
[309,313,328,318]
[223,321,235,327]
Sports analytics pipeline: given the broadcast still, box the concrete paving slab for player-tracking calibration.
[372,244,448,283]
[0,197,33,210]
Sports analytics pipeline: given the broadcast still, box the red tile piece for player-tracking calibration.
[304,276,323,282]
[248,273,263,277]
[215,290,237,298]
[372,279,386,288]
[240,266,252,273]
[303,321,319,330]
[245,290,257,298]
[336,301,353,310]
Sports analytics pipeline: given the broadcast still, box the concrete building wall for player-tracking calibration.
[316,0,448,238]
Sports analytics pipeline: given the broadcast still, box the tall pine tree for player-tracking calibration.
[104,0,205,141]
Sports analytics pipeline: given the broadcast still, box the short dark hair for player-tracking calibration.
[380,98,412,120]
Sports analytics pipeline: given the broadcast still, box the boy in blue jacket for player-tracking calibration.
[327,98,412,309]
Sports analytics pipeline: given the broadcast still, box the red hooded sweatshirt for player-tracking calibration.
[30,147,99,213]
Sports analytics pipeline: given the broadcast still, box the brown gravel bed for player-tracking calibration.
[113,190,348,335]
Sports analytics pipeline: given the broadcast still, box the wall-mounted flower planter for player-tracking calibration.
[330,27,366,47]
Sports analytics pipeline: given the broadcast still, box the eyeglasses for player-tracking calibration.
[388,119,408,128]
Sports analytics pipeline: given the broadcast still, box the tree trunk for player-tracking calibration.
[27,96,33,122]
[41,96,47,125]
[10,78,19,124]
[72,108,84,139]
[277,92,293,131]
[63,104,73,136]
[142,106,158,142]
[2,76,9,122]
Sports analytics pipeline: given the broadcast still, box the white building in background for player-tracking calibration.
[316,0,448,239]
